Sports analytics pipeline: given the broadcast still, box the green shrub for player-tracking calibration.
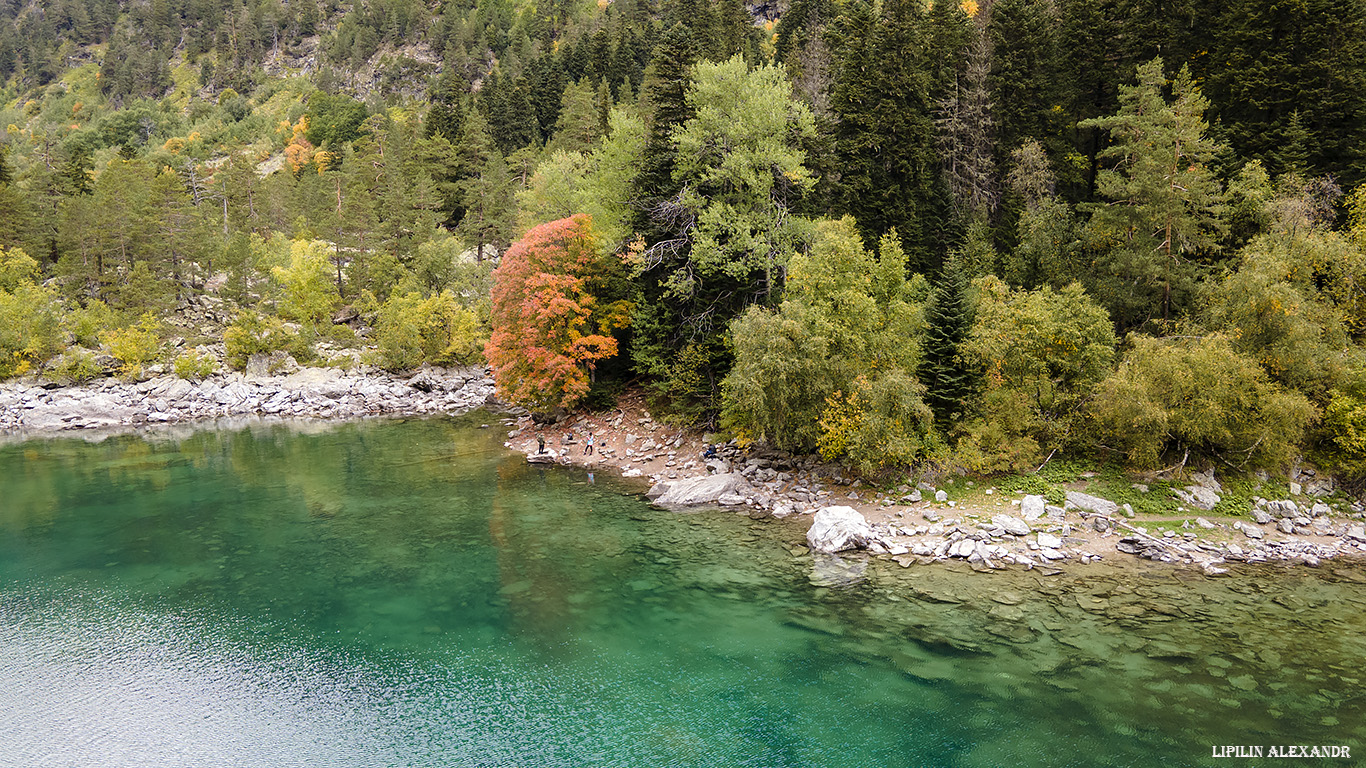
[1320,388,1366,481]
[0,283,64,379]
[956,277,1117,472]
[373,291,486,372]
[0,246,39,292]
[99,313,162,376]
[223,311,312,370]
[1088,335,1316,471]
[816,371,938,476]
[49,348,101,384]
[993,474,1066,505]
[173,349,219,381]
[722,218,932,462]
[271,239,337,330]
[65,299,119,348]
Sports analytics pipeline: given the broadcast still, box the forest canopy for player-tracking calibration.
[3,0,1366,479]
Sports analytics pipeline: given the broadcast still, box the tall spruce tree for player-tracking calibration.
[632,23,697,231]
[987,0,1064,169]
[919,254,976,423]
[830,0,950,271]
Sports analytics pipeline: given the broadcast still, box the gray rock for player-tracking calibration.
[1345,525,1366,542]
[1065,490,1119,517]
[1036,532,1062,549]
[1175,485,1221,511]
[934,489,948,503]
[1306,479,1334,497]
[903,489,922,503]
[1290,482,1302,496]
[1252,508,1274,524]
[991,514,1030,536]
[1235,521,1264,539]
[806,506,877,553]
[1189,469,1223,493]
[649,473,755,507]
[1021,494,1046,520]
[1310,502,1331,518]
[1278,518,1295,535]
[1263,499,1300,518]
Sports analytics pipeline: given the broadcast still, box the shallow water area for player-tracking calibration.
[1,415,1363,767]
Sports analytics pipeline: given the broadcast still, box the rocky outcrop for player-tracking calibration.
[1065,491,1118,517]
[1174,469,1222,510]
[1020,494,1046,520]
[648,473,756,508]
[0,365,496,436]
[806,505,877,553]
[991,514,1030,536]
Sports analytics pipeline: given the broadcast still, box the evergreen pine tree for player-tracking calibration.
[1081,58,1226,327]
[830,0,951,271]
[919,254,976,423]
[987,0,1065,169]
[632,23,697,231]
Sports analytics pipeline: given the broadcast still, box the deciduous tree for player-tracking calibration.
[485,215,622,412]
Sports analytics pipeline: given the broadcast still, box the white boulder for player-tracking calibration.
[806,506,877,553]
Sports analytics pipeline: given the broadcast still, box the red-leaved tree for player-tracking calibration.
[485,215,619,412]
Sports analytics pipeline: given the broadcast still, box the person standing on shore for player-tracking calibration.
[537,434,546,454]
[585,433,595,455]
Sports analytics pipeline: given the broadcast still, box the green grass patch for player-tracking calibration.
[1211,477,1262,519]
[991,474,1066,505]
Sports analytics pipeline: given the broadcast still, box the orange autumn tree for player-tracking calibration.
[486,215,620,412]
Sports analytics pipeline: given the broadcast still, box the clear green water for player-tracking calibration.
[1,416,1364,767]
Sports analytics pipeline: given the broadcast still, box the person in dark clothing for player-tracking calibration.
[537,434,546,454]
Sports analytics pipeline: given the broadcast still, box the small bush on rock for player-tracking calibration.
[173,349,219,381]
[223,311,311,370]
[99,313,163,377]
[49,348,102,383]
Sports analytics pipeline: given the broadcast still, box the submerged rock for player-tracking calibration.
[808,552,868,587]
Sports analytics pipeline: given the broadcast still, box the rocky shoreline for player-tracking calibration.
[6,369,1363,577]
[0,364,498,438]
[506,398,1366,576]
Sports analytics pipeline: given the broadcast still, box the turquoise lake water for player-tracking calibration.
[1,415,1363,767]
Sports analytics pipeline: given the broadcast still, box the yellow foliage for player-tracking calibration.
[285,136,316,174]
[162,137,186,154]
[99,313,162,377]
